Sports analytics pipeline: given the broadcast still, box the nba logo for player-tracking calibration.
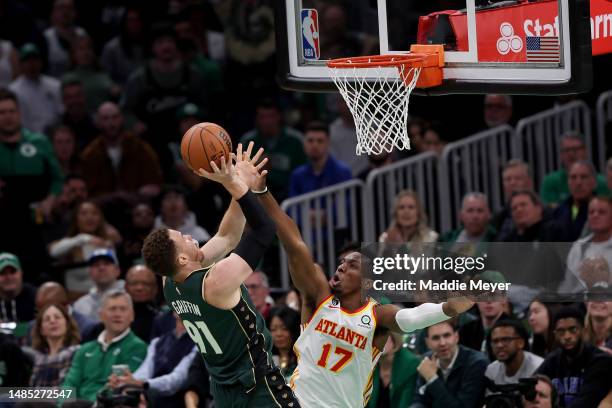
[301,9,320,60]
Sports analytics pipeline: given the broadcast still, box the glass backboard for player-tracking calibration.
[275,0,593,94]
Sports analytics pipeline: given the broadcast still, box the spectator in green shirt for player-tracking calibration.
[62,290,147,402]
[240,99,306,201]
[0,88,64,279]
[540,132,609,207]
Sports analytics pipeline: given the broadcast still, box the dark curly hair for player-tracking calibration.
[142,228,177,277]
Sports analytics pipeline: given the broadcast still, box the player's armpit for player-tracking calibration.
[202,253,249,309]
[375,304,403,333]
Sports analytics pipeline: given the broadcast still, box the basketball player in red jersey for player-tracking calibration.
[237,147,475,407]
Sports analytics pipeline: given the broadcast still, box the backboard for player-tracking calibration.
[275,0,593,95]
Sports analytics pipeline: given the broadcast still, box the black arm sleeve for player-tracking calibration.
[233,191,276,270]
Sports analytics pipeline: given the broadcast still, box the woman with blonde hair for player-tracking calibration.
[379,190,438,257]
[49,200,122,295]
[584,301,612,354]
[22,303,81,386]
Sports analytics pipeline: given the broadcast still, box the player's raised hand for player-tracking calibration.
[235,142,269,190]
[197,154,238,185]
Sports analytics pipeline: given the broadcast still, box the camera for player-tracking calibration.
[484,377,537,408]
[95,385,143,408]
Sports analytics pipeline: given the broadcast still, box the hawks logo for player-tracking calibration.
[330,298,340,308]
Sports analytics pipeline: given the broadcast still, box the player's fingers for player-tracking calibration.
[255,157,268,171]
[260,169,268,177]
[210,161,221,174]
[236,143,243,161]
[245,141,254,160]
[220,157,229,173]
[197,168,212,178]
[251,147,264,164]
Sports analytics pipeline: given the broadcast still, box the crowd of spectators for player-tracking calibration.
[0,0,610,407]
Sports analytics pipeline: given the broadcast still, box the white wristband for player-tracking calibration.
[251,186,268,195]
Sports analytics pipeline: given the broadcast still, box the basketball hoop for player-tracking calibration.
[327,45,444,156]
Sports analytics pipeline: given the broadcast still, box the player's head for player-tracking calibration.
[142,228,202,277]
[330,244,372,298]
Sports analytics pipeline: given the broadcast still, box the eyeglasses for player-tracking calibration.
[554,326,580,336]
[491,336,520,346]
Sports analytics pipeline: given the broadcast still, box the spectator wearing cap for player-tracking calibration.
[154,185,211,244]
[63,290,147,402]
[43,0,88,78]
[0,252,36,322]
[121,22,209,175]
[79,101,163,198]
[485,319,543,390]
[537,306,612,407]
[9,43,63,133]
[73,249,125,321]
[540,132,609,207]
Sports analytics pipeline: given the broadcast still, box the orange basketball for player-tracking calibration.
[180,122,232,173]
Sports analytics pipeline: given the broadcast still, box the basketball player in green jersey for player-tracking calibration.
[142,143,300,408]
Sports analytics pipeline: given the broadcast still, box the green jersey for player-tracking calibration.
[163,267,274,388]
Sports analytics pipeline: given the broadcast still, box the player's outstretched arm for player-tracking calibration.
[196,156,276,309]
[235,143,330,303]
[199,199,245,267]
[376,296,474,333]
[198,143,270,267]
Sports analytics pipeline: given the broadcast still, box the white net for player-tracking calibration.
[329,63,421,156]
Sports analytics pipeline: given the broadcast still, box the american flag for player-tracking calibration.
[526,36,560,63]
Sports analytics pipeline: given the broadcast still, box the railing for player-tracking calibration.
[439,125,515,231]
[365,152,441,239]
[596,90,612,171]
[515,101,592,189]
[279,179,367,288]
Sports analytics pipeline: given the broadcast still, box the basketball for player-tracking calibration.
[180,122,232,173]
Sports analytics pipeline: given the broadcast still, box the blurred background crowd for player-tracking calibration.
[0,0,610,407]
